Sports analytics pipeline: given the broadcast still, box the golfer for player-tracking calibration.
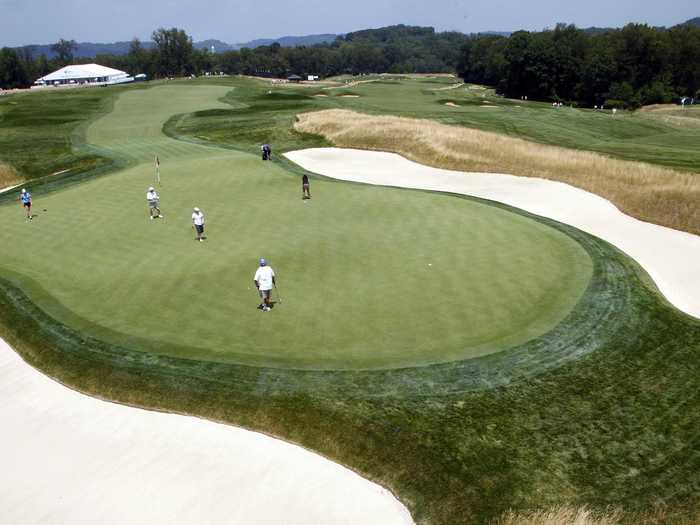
[302,174,311,199]
[146,186,163,219]
[261,143,271,161]
[20,189,32,220]
[254,258,276,311]
[192,207,205,242]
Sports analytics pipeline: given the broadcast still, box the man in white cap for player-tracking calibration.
[253,258,275,311]
[19,188,32,220]
[192,207,205,241]
[146,187,163,219]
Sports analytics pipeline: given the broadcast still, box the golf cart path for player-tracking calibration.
[0,339,413,525]
[285,148,700,320]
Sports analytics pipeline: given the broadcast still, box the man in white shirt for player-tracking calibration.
[146,187,163,219]
[253,258,276,311]
[192,207,205,242]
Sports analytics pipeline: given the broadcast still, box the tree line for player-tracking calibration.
[457,22,700,108]
[0,26,463,89]
[2,22,700,109]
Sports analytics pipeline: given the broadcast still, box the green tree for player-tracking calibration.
[127,38,152,76]
[152,27,194,77]
[607,81,640,108]
[0,47,29,88]
[51,38,78,65]
[668,24,700,97]
[35,54,51,77]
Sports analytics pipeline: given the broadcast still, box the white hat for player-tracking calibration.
[148,186,154,191]
[193,207,200,212]
[21,188,26,193]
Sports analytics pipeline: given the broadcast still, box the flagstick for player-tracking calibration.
[155,156,161,186]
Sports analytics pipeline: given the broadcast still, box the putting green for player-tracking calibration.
[0,84,593,370]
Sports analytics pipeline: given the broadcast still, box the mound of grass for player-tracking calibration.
[255,92,314,101]
[0,87,126,181]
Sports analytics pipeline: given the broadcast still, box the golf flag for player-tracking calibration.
[155,155,161,185]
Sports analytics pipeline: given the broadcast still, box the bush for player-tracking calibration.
[640,81,675,105]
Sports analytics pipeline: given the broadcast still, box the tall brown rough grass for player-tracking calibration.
[294,109,700,235]
[492,505,700,525]
[0,162,21,189]
[493,506,622,525]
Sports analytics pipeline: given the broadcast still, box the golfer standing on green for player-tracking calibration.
[146,187,163,219]
[192,207,205,242]
[254,258,276,311]
[20,189,32,220]
[302,174,311,200]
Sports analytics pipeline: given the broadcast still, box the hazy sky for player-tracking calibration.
[0,0,696,47]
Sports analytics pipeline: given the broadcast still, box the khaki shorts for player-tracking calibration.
[148,200,160,208]
[259,289,272,299]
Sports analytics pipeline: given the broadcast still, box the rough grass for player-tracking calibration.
[294,109,700,235]
[0,86,127,181]
[493,505,700,525]
[0,162,20,188]
[494,507,622,525]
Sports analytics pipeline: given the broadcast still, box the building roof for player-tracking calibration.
[37,64,128,82]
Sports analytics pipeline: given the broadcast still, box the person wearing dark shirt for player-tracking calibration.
[302,174,311,200]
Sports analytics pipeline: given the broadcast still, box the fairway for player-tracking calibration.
[0,83,593,370]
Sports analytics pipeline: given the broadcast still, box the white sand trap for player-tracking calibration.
[0,340,413,524]
[0,183,21,194]
[444,102,459,107]
[432,84,463,91]
[339,94,360,98]
[481,105,498,108]
[285,148,700,320]
[314,94,329,97]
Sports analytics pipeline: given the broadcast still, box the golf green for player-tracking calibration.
[0,84,593,370]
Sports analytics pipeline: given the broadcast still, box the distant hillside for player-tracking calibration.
[194,39,235,52]
[15,34,338,59]
[12,17,698,59]
[235,34,338,49]
[21,41,142,58]
[478,31,512,37]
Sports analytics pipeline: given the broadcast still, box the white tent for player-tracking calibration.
[33,64,133,88]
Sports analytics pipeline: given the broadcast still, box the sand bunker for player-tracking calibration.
[314,94,329,97]
[433,84,463,91]
[444,102,459,107]
[339,94,360,98]
[0,337,413,524]
[285,148,700,320]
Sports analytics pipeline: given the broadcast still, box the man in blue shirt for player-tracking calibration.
[20,189,32,220]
